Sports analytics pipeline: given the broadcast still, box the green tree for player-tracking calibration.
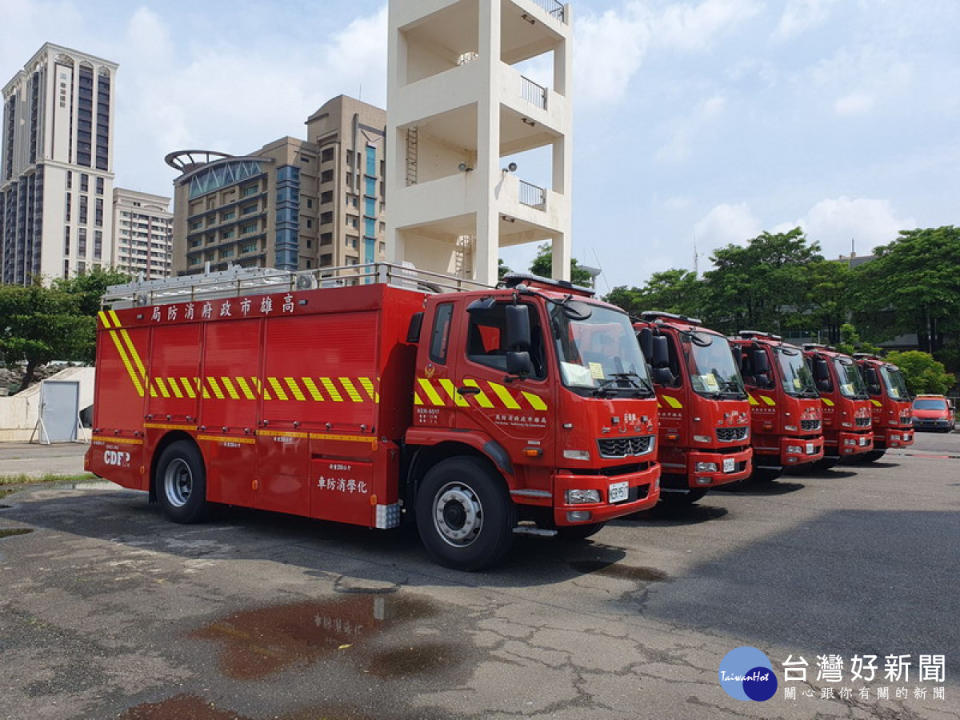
[884,350,956,396]
[529,243,594,286]
[835,323,882,356]
[53,267,130,316]
[701,227,823,334]
[0,285,95,391]
[497,258,512,281]
[804,260,853,345]
[853,226,960,359]
[605,269,703,318]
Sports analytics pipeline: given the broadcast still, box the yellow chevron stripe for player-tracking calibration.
[488,381,521,410]
[521,391,547,411]
[339,377,363,402]
[119,329,147,382]
[106,330,144,397]
[220,377,241,400]
[98,310,112,328]
[268,377,288,401]
[662,395,683,409]
[194,378,210,400]
[359,377,377,402]
[108,310,122,328]
[460,378,494,408]
[418,378,445,406]
[285,377,306,401]
[320,377,343,402]
[439,379,469,407]
[207,377,225,400]
[414,392,423,406]
[748,393,759,406]
[301,377,324,402]
[821,397,835,407]
[235,377,256,400]
[760,395,776,407]
[154,376,171,398]
[166,377,184,398]
[871,399,882,407]
[251,377,271,401]
[180,377,196,399]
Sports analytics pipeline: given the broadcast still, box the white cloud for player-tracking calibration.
[794,197,915,258]
[694,202,763,250]
[834,92,874,116]
[655,93,727,163]
[657,0,763,52]
[804,45,912,118]
[774,0,840,40]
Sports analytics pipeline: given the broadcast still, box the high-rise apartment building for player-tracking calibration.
[112,188,173,279]
[169,96,387,275]
[1,43,117,284]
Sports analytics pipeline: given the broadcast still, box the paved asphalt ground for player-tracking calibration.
[1,433,958,720]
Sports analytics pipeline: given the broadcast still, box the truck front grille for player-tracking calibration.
[801,419,821,431]
[597,435,655,459]
[716,427,749,442]
[855,417,871,427]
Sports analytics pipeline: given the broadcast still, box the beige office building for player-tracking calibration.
[112,188,173,279]
[169,95,387,275]
[1,43,117,283]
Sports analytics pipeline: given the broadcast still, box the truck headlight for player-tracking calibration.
[784,424,797,432]
[844,438,857,446]
[563,449,590,461]
[565,489,601,504]
[693,434,712,443]
[694,462,718,473]
[786,445,803,455]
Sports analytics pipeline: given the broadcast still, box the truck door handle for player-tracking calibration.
[458,386,481,395]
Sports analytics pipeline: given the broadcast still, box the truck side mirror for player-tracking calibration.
[813,358,830,382]
[652,335,669,367]
[753,348,770,374]
[638,328,653,363]
[504,304,531,351]
[506,351,534,378]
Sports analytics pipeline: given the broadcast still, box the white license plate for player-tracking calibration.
[806,443,816,455]
[859,436,869,446]
[608,481,629,503]
[722,457,736,473]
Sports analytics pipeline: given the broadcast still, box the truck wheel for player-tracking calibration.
[415,457,516,571]
[156,440,207,524]
[659,489,707,506]
[556,522,606,541]
[812,457,839,472]
[859,450,885,463]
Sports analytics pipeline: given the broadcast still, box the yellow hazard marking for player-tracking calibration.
[91,435,143,445]
[180,377,197,399]
[267,377,288,401]
[747,394,759,406]
[197,434,256,445]
[460,378,494,408]
[257,429,308,439]
[413,392,423,405]
[120,329,147,382]
[284,377,306,401]
[521,391,547,411]
[98,311,112,328]
[207,377,225,400]
[320,377,343,402]
[760,395,776,407]
[144,422,196,431]
[301,377,324,402]
[662,395,683,409]
[220,377,241,400]
[871,399,882,407]
[309,432,378,448]
[235,377,256,400]
[339,377,363,403]
[106,331,145,397]
[108,310,122,328]
[488,382,521,410]
[167,377,184,399]
[821,397,835,407]
[358,377,378,402]
[418,378,445,406]
[154,377,171,398]
[439,379,469,407]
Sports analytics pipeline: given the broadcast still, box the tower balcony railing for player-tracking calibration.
[519,180,547,211]
[529,0,566,22]
[520,76,547,110]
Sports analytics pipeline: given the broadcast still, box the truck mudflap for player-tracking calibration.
[86,435,145,490]
[551,463,661,527]
[873,427,914,450]
[780,435,824,466]
[832,430,874,456]
[664,446,752,489]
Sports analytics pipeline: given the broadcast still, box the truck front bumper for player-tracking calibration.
[552,463,661,526]
[826,430,873,456]
[661,447,752,490]
[780,435,824,466]
[874,427,914,449]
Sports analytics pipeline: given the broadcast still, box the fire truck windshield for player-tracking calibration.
[834,358,868,398]
[684,332,746,399]
[880,365,909,401]
[551,305,653,397]
[777,347,818,397]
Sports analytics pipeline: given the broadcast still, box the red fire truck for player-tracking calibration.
[853,354,914,460]
[85,266,661,570]
[730,331,824,479]
[802,344,873,465]
[633,312,752,504]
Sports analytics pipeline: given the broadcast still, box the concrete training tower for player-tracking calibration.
[386,0,573,284]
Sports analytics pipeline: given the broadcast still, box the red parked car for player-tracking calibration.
[911,395,956,432]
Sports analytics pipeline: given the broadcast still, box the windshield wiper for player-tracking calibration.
[717,378,747,398]
[593,372,651,397]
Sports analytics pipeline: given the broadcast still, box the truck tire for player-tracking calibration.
[659,489,707,506]
[156,440,207,524]
[859,449,886,463]
[415,456,516,571]
[556,522,606,541]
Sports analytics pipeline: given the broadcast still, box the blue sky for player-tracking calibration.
[3,0,958,291]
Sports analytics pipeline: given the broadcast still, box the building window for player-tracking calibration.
[96,177,104,195]
[306,239,312,249]
[66,171,72,189]
[241,183,259,197]
[346,235,359,249]
[306,218,313,229]
[220,246,235,259]
[79,196,88,224]
[64,226,70,255]
[321,147,335,162]
[346,215,358,229]
[63,260,70,277]
[80,174,88,192]
[345,172,353,187]
[366,145,377,176]
[222,209,236,221]
[221,228,235,239]
[321,169,334,183]
[240,221,257,235]
[306,198,313,209]
[320,253,333,266]
[94,230,102,260]
[429,303,454,364]
[321,190,333,204]
[301,154,314,163]
[190,219,202,231]
[240,241,257,254]
[95,198,103,227]
[189,237,202,248]
[320,232,333,245]
[77,260,86,274]
[78,228,87,256]
[240,203,258,216]
[320,211,333,224]
[65,193,71,221]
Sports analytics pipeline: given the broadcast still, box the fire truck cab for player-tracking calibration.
[853,354,914,460]
[731,331,824,479]
[86,266,662,571]
[802,344,873,465]
[633,312,752,504]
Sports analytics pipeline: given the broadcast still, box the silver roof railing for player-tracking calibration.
[103,262,491,309]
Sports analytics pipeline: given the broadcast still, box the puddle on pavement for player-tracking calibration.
[568,560,667,582]
[366,642,462,678]
[119,694,253,720]
[192,594,439,680]
[0,528,33,539]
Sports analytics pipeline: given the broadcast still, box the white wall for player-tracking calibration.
[0,366,94,442]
